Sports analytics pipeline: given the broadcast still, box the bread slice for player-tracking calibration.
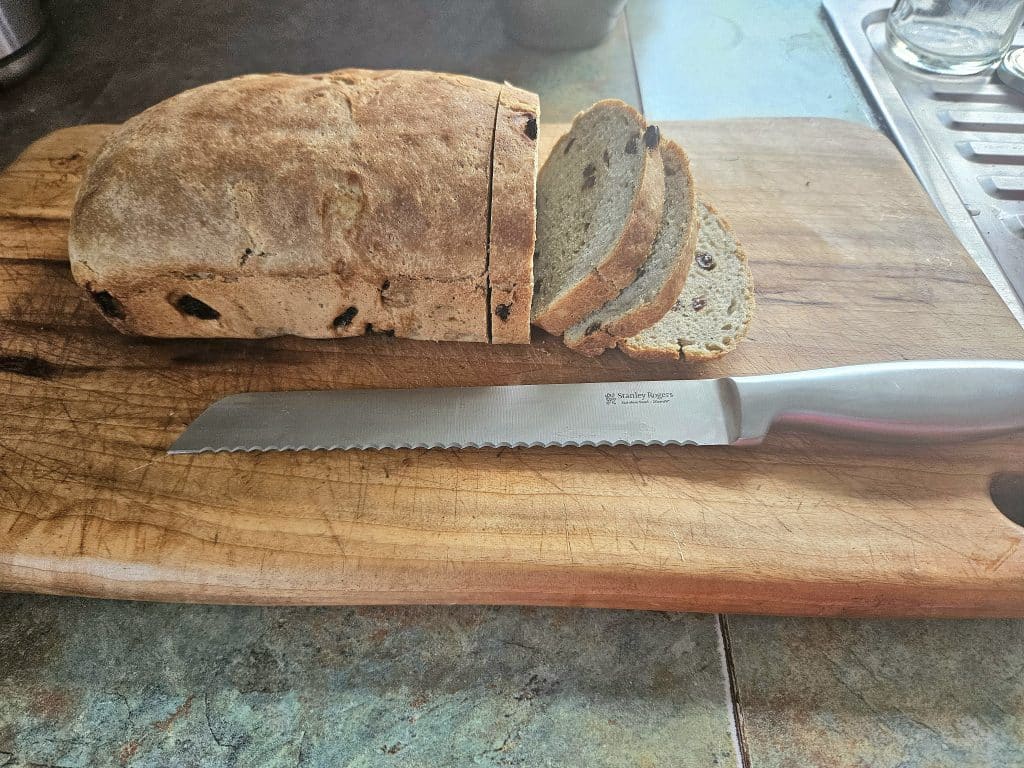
[531,100,665,336]
[563,138,698,356]
[488,82,539,344]
[618,199,754,362]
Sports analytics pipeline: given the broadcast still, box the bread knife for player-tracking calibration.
[168,360,1024,454]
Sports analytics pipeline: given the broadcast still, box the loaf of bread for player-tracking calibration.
[619,198,754,361]
[563,138,697,356]
[69,75,752,356]
[531,100,664,336]
[69,69,538,343]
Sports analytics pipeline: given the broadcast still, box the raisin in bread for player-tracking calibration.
[531,100,665,336]
[69,69,538,343]
[563,138,697,356]
[619,198,754,361]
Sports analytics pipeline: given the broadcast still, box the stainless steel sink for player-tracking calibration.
[825,0,1024,325]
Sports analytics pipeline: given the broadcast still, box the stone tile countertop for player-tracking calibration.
[1,1,1021,767]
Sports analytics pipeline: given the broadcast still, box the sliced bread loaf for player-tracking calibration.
[563,138,697,356]
[618,198,754,362]
[531,100,665,336]
[68,69,539,343]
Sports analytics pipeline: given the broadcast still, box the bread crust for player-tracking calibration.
[488,83,539,344]
[69,69,537,342]
[617,197,755,362]
[566,139,698,356]
[531,100,665,336]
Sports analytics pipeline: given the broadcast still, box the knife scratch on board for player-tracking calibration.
[983,538,1021,573]
[321,508,347,555]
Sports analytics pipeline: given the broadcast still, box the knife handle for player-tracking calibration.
[730,360,1024,444]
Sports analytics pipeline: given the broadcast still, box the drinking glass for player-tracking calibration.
[886,0,1024,75]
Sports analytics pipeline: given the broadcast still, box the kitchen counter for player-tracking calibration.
[2,2,1022,767]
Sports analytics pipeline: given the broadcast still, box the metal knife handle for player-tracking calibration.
[730,360,1024,444]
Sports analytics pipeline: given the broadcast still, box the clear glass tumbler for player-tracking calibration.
[886,0,1024,75]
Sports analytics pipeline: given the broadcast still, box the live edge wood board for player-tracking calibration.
[1,118,1023,617]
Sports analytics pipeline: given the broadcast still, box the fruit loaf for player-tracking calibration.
[69,69,539,343]
[619,198,754,362]
[531,100,665,336]
[563,137,697,356]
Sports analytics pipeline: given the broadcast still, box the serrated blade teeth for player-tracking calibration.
[173,438,711,454]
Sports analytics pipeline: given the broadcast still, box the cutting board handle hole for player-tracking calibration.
[991,473,1024,529]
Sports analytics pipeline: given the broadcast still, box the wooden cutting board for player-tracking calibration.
[2,118,1023,617]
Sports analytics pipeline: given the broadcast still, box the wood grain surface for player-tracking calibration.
[1,119,1023,616]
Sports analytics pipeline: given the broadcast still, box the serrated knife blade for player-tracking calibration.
[169,377,739,453]
[168,361,1024,454]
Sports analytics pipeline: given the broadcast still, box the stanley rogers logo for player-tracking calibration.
[603,390,674,406]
